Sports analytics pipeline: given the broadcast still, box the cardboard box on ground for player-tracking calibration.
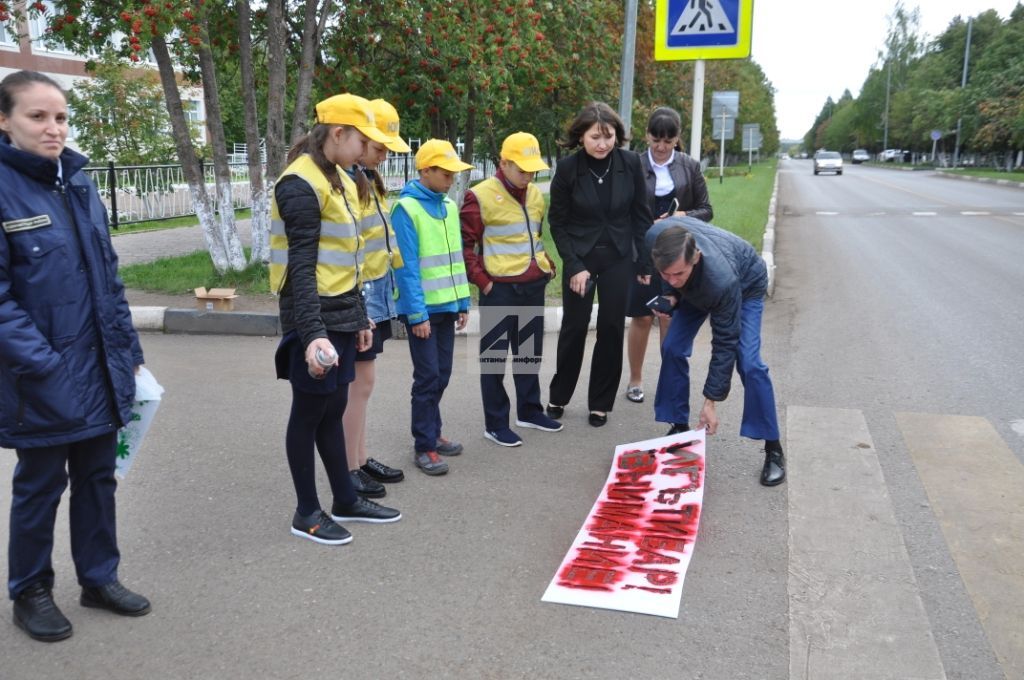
[195,287,238,311]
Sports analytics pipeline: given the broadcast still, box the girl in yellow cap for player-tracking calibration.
[270,93,401,544]
[342,99,410,498]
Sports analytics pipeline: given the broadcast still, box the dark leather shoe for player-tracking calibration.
[666,423,689,436]
[361,458,404,483]
[350,469,386,498]
[545,403,564,419]
[13,583,72,642]
[588,412,608,427]
[80,581,151,616]
[760,447,786,486]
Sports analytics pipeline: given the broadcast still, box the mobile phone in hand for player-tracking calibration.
[646,295,674,314]
[666,197,679,216]
[582,277,596,297]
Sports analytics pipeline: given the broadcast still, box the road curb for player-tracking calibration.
[763,171,780,297]
[933,171,1024,189]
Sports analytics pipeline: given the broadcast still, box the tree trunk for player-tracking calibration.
[452,89,476,205]
[150,36,227,273]
[237,0,270,264]
[265,0,287,182]
[196,5,246,272]
[289,0,332,143]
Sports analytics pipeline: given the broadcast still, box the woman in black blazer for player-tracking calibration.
[546,102,653,427]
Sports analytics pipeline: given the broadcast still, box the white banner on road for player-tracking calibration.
[541,430,706,618]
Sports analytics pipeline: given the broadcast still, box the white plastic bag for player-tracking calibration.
[115,366,165,479]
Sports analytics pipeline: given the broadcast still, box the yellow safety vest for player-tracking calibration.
[474,178,552,277]
[269,155,362,296]
[358,186,403,281]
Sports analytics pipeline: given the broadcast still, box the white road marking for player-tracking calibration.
[913,212,938,216]
[1011,419,1024,438]
[788,406,945,680]
[896,413,1024,678]
[961,211,991,216]
[815,211,839,216]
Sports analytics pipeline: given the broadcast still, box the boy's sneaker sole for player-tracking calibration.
[330,511,402,524]
[484,431,523,447]
[515,419,564,433]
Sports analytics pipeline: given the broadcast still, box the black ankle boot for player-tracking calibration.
[13,583,72,642]
[760,446,786,486]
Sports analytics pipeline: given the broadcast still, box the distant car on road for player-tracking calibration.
[813,151,843,175]
[880,149,903,162]
[852,149,870,164]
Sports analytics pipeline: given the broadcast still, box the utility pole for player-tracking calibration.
[882,59,891,151]
[618,0,639,147]
[953,17,973,168]
[690,60,705,160]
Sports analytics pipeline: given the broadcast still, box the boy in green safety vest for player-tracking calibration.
[391,139,473,476]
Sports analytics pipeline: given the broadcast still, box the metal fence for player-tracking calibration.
[83,153,550,228]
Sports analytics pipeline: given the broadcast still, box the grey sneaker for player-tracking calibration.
[436,437,463,456]
[414,450,449,475]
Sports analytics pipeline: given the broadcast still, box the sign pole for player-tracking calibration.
[747,127,753,172]
[719,109,726,184]
[618,0,639,145]
[689,59,705,160]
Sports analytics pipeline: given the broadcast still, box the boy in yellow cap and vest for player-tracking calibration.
[461,132,563,447]
[391,139,473,476]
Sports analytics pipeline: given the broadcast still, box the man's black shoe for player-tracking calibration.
[760,447,786,486]
[350,469,386,498]
[361,458,404,483]
[331,496,402,524]
[80,581,151,617]
[666,423,690,436]
[545,403,564,419]
[13,583,72,642]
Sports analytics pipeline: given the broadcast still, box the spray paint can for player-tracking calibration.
[309,344,338,379]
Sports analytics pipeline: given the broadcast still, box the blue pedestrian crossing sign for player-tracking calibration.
[655,0,754,61]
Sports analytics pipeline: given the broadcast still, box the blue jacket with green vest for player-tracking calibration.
[0,137,143,449]
[390,179,470,325]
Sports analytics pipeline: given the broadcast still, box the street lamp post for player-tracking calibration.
[953,17,973,168]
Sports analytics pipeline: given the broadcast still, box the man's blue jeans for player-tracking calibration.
[654,296,780,441]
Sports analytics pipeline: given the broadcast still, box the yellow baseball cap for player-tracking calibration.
[314,94,391,145]
[368,99,411,153]
[500,132,549,172]
[415,139,473,172]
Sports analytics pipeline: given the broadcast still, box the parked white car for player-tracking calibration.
[852,149,870,164]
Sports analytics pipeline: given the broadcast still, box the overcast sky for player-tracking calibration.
[749,0,1022,139]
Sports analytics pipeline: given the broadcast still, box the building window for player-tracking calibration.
[0,20,16,47]
[27,1,74,55]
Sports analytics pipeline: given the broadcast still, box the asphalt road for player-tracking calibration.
[2,164,1022,679]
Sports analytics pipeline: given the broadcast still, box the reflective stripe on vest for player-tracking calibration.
[268,155,362,296]
[395,195,470,306]
[474,178,551,277]
[358,187,402,281]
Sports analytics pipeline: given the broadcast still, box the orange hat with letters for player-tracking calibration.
[314,94,390,145]
[369,99,411,153]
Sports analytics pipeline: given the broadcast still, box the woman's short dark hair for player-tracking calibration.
[651,226,698,271]
[560,101,627,149]
[647,107,682,141]
[0,70,65,117]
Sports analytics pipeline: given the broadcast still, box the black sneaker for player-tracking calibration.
[13,583,72,642]
[361,458,405,483]
[331,497,402,524]
[666,423,690,436]
[350,469,386,498]
[291,510,353,545]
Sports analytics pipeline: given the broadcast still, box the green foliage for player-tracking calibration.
[705,159,777,249]
[804,4,1024,155]
[67,52,192,164]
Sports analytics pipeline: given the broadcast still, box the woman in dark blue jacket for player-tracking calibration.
[0,71,149,642]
